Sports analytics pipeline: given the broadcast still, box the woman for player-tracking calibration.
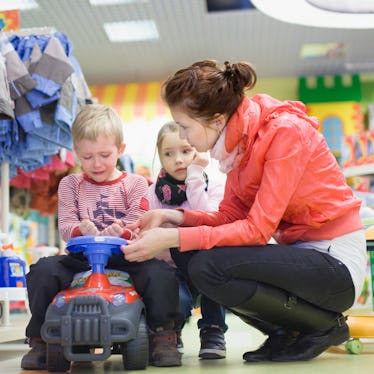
[122,60,367,362]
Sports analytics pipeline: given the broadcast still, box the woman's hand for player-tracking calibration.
[126,209,184,234]
[121,227,180,262]
[79,217,100,236]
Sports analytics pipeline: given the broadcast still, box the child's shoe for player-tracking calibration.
[149,329,182,367]
[199,325,226,359]
[20,337,47,370]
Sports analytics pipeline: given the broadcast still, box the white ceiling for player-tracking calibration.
[16,0,374,86]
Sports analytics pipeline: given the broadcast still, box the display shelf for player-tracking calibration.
[0,288,28,327]
[343,164,374,177]
[0,313,28,343]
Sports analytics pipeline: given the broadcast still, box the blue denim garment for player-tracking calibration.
[2,32,90,174]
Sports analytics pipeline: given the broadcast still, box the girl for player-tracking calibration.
[148,121,227,359]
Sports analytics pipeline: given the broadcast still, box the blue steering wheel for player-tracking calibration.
[66,236,127,273]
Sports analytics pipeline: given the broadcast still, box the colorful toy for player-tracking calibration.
[41,236,148,372]
[345,315,374,354]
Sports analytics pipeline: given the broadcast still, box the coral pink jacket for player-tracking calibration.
[178,94,362,251]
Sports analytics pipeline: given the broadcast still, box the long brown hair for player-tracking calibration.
[161,60,257,123]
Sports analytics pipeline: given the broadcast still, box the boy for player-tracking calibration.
[21,104,181,369]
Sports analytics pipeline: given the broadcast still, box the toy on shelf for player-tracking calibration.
[345,315,374,354]
[344,233,374,355]
[41,236,148,372]
[0,233,28,326]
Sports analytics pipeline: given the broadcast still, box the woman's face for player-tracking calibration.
[170,108,220,152]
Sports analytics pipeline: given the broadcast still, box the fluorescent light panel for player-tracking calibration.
[0,0,38,11]
[104,20,159,42]
[89,0,145,6]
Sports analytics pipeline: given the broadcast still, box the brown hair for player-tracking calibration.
[161,60,257,123]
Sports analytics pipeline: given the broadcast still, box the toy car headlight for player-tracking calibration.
[112,293,126,306]
[54,294,67,308]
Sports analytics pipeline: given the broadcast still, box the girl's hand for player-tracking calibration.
[192,152,209,168]
[79,217,100,236]
[121,227,180,262]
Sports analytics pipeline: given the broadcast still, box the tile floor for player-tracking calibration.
[1,311,374,373]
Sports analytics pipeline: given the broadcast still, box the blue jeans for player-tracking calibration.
[176,269,227,332]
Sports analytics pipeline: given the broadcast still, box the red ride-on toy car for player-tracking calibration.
[41,236,148,372]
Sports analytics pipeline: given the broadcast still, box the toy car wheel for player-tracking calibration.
[47,343,71,372]
[122,314,149,370]
[345,338,364,354]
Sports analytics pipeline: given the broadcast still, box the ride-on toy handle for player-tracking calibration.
[66,236,127,274]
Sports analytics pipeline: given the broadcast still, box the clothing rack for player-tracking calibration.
[0,27,58,327]
[5,26,56,37]
[0,26,56,241]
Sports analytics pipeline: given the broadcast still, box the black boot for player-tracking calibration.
[230,311,297,362]
[230,284,350,362]
[271,318,349,362]
[243,328,298,362]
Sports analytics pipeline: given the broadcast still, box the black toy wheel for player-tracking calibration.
[122,314,149,370]
[47,343,71,372]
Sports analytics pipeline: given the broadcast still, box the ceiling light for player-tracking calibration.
[0,0,38,11]
[251,0,374,28]
[103,20,159,42]
[89,0,146,6]
[301,42,347,59]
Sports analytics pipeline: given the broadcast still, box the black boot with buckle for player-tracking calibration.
[229,284,350,362]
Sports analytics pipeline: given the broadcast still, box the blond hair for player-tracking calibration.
[72,104,124,148]
[156,121,179,156]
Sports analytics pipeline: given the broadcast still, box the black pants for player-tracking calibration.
[171,244,355,313]
[25,253,180,338]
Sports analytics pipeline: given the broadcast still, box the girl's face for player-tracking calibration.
[170,108,220,152]
[74,134,125,183]
[159,131,195,181]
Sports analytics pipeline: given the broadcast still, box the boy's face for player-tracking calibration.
[74,134,125,183]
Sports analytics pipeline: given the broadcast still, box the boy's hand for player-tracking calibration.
[101,222,124,237]
[79,217,100,236]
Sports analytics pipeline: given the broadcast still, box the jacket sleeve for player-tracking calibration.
[178,125,310,251]
[185,164,224,211]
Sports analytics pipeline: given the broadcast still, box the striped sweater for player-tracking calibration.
[58,171,149,242]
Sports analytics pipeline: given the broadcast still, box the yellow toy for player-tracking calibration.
[345,315,374,354]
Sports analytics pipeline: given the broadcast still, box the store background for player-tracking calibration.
[1,0,374,308]
[10,0,374,172]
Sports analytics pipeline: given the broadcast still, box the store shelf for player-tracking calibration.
[0,288,28,334]
[343,164,374,177]
[0,313,28,343]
